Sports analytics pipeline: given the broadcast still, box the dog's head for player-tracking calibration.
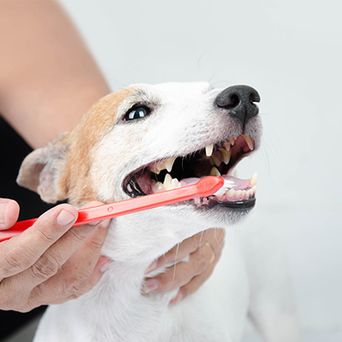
[18,82,261,261]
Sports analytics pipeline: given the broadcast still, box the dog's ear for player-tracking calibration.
[17,134,69,203]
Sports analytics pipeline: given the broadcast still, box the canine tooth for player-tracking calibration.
[229,137,235,146]
[250,173,257,187]
[163,173,173,188]
[127,184,133,193]
[243,135,254,150]
[220,148,231,165]
[223,141,231,151]
[164,157,176,172]
[205,144,214,157]
[150,164,160,174]
[210,167,221,176]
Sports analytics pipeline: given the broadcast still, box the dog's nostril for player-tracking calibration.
[218,93,240,110]
[215,85,260,125]
[249,91,260,104]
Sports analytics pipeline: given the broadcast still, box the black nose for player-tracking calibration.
[214,85,260,125]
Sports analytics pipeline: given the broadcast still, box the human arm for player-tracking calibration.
[0,0,224,309]
[0,0,109,148]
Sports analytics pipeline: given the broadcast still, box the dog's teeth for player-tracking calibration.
[164,157,176,172]
[220,148,231,165]
[229,137,236,146]
[247,189,254,198]
[171,178,181,188]
[127,184,133,193]
[163,173,173,188]
[223,141,231,152]
[205,144,214,157]
[150,163,162,175]
[243,135,254,151]
[210,167,221,176]
[227,189,236,200]
[250,173,257,187]
[152,181,164,193]
[212,152,222,167]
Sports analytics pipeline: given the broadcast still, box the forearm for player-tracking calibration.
[0,0,110,148]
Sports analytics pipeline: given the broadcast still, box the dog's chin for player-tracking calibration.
[176,199,255,226]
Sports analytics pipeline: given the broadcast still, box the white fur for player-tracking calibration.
[30,82,299,342]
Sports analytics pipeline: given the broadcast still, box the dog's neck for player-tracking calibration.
[56,206,219,340]
[75,258,176,341]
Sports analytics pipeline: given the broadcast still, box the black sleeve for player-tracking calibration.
[0,117,51,339]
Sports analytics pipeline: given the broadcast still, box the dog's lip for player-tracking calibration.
[122,135,257,208]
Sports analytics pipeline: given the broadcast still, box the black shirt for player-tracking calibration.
[0,117,51,339]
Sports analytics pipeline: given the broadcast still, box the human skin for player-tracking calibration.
[0,0,224,311]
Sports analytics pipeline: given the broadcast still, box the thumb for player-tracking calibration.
[0,199,20,230]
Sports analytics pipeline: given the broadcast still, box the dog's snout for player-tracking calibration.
[214,85,260,125]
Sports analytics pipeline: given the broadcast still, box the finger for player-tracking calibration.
[6,222,108,291]
[169,230,225,305]
[9,202,110,288]
[27,255,111,310]
[144,238,219,294]
[0,204,78,280]
[28,223,109,305]
[0,199,20,230]
[170,268,212,305]
[146,233,207,274]
[205,228,225,252]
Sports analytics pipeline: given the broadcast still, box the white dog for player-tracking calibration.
[18,82,299,342]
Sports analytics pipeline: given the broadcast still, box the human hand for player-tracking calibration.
[143,228,225,304]
[0,198,111,312]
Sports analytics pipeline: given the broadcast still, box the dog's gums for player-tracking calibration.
[123,134,257,209]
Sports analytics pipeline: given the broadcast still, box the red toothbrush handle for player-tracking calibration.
[0,176,223,242]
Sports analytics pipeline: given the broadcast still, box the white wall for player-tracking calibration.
[60,0,342,339]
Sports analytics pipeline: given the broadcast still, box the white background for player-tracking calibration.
[57,1,342,341]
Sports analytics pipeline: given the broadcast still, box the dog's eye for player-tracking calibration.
[124,105,151,121]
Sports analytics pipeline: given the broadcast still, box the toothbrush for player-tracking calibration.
[0,176,224,242]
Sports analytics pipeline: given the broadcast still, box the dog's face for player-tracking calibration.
[18,82,261,261]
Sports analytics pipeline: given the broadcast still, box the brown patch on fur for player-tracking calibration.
[59,88,133,205]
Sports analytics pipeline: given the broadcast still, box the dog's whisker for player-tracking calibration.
[172,243,181,281]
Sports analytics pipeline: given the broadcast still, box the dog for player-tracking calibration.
[18,82,299,341]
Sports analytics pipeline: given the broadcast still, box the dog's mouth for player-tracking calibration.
[122,135,257,209]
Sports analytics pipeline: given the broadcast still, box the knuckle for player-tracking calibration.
[31,254,60,280]
[36,229,56,244]
[4,249,30,273]
[88,236,104,250]
[63,279,86,298]
[69,228,88,242]
[62,273,89,298]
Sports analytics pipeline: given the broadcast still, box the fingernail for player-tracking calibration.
[99,256,112,273]
[56,209,76,226]
[0,200,9,227]
[143,279,160,293]
[169,292,183,305]
[145,260,158,274]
